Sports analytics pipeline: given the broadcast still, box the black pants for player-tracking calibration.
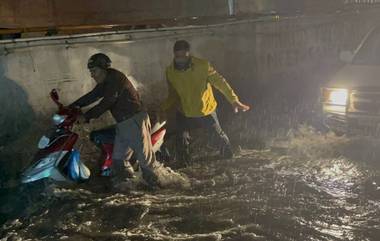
[90,126,115,146]
[175,111,230,161]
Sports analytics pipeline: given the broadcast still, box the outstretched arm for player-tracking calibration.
[70,83,103,108]
[207,63,250,112]
[83,81,120,121]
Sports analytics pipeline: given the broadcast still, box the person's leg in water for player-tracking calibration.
[207,112,233,158]
[175,112,192,164]
[112,112,160,188]
[175,111,233,162]
[135,112,189,188]
[129,112,160,187]
[111,121,141,187]
[90,126,135,176]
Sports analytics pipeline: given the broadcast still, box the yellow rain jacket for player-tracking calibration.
[161,56,239,117]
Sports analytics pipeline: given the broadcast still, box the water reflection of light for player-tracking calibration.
[303,158,361,199]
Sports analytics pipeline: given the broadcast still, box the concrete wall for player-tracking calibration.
[0,23,256,125]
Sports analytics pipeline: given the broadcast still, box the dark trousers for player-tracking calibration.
[90,126,115,146]
[175,111,230,161]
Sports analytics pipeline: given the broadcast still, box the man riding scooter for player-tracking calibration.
[70,53,161,189]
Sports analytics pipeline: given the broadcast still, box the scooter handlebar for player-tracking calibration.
[56,106,82,128]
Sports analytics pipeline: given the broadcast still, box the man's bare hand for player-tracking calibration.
[232,100,251,113]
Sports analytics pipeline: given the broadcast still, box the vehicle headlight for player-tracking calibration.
[52,114,66,125]
[323,88,349,106]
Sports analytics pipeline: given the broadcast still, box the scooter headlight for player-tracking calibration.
[52,114,66,125]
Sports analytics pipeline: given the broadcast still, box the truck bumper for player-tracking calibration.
[323,104,380,135]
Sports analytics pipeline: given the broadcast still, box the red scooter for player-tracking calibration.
[21,89,169,183]
[21,89,90,183]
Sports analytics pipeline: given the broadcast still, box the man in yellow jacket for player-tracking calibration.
[160,40,250,161]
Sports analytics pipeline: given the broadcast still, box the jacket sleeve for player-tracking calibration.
[69,84,103,108]
[84,79,120,121]
[160,71,179,112]
[207,62,239,104]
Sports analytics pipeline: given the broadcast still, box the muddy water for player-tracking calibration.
[1,129,380,241]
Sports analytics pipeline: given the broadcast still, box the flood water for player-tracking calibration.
[1,126,380,241]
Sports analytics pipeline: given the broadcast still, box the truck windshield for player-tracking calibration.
[354,29,380,65]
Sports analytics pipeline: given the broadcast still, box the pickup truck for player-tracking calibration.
[322,26,380,135]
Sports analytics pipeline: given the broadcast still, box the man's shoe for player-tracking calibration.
[125,166,136,179]
[220,144,234,159]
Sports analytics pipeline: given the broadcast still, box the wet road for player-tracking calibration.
[1,128,380,241]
